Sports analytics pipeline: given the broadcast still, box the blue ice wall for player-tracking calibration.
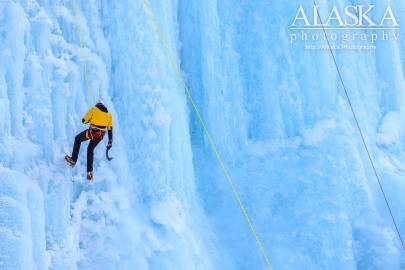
[179,0,405,269]
[0,0,404,269]
[0,1,215,269]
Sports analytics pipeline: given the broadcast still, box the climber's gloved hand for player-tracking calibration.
[107,140,112,150]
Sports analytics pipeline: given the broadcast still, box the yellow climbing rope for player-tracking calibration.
[73,0,93,105]
[143,1,273,269]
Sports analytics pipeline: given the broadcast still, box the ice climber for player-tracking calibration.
[65,101,113,181]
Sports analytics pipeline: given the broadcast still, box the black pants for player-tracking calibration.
[71,130,101,172]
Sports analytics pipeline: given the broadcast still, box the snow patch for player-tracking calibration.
[377,111,404,145]
[302,119,337,146]
[150,195,186,235]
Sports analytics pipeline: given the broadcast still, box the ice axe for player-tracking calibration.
[106,146,113,161]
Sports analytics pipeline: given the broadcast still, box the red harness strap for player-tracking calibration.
[86,128,105,140]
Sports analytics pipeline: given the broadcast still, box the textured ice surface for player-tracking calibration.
[0,0,404,269]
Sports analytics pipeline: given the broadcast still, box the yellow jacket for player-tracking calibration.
[82,106,113,131]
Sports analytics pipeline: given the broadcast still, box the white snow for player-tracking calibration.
[377,111,404,145]
[150,195,186,235]
[302,119,337,146]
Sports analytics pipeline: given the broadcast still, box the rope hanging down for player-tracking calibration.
[312,1,405,251]
[142,1,273,269]
[73,0,94,105]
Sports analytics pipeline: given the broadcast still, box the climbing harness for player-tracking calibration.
[85,127,105,141]
[312,0,405,252]
[143,1,273,269]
